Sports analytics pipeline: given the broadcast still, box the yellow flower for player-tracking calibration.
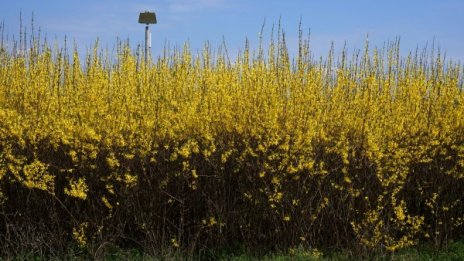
[171,238,180,248]
[72,222,89,247]
[65,178,89,200]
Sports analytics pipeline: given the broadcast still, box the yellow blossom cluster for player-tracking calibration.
[0,31,463,252]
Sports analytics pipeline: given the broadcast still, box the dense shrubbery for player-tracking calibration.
[0,26,463,257]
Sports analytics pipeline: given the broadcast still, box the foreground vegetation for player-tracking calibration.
[0,23,463,259]
[8,240,464,260]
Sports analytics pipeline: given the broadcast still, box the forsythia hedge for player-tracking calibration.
[0,30,463,255]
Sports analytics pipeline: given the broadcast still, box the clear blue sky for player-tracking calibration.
[1,0,463,62]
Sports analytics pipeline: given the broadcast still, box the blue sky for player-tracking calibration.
[1,0,463,62]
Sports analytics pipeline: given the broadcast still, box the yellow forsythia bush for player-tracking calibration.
[0,29,463,254]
